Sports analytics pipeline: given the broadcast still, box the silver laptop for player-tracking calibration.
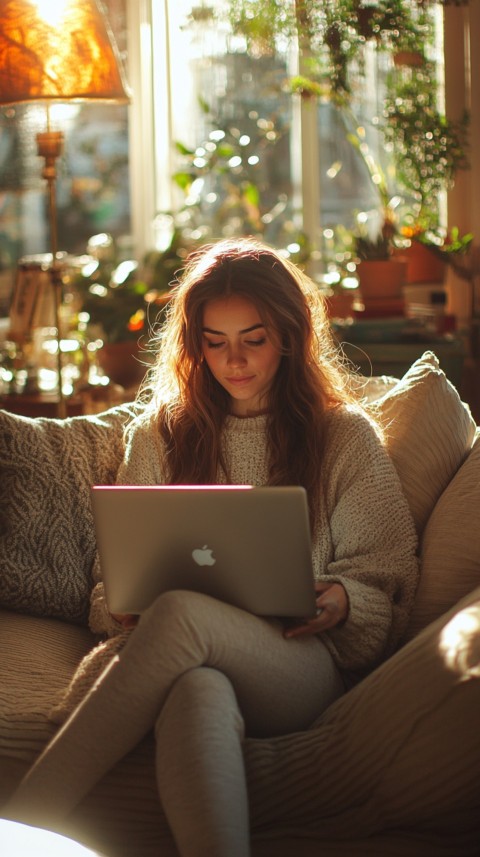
[91,485,317,618]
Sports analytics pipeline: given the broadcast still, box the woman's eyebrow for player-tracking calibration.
[202,323,265,335]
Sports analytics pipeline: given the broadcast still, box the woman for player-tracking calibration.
[4,238,419,856]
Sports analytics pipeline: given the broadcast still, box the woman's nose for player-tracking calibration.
[227,345,247,366]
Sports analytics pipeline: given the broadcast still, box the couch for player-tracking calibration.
[1,351,480,856]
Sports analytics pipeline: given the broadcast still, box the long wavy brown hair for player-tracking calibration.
[140,237,359,525]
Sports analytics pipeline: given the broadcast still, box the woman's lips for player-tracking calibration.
[226,376,254,386]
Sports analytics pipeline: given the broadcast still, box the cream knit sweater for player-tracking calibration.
[52,404,419,722]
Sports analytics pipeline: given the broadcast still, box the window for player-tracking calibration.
[135,0,448,281]
[0,0,454,316]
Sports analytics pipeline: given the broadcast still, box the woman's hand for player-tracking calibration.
[284,582,348,639]
[110,612,139,630]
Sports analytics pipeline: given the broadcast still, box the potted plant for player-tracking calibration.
[73,233,174,388]
[381,50,470,284]
[341,134,407,302]
[353,216,407,302]
[394,223,474,285]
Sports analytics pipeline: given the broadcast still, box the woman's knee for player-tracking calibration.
[137,589,221,655]
[141,589,202,624]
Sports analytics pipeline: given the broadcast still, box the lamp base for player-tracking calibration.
[35,130,66,417]
[36,131,64,177]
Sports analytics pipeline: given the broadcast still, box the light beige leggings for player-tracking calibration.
[5,589,344,856]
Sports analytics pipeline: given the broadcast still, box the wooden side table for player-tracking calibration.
[0,384,133,418]
[0,392,85,418]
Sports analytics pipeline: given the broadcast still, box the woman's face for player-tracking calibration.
[201,295,281,416]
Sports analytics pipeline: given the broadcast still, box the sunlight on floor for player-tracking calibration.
[0,818,102,855]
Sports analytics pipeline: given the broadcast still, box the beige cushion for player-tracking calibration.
[367,351,476,535]
[0,610,95,774]
[403,433,480,641]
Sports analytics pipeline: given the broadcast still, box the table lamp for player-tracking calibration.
[0,0,130,416]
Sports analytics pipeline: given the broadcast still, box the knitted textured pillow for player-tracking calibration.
[0,402,140,624]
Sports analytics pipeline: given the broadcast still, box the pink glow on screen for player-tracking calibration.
[92,485,254,490]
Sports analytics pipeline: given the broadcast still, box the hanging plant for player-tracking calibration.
[226,0,424,97]
[187,4,216,23]
[227,0,298,56]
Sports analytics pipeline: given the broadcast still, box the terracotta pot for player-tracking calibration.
[324,289,357,320]
[394,243,446,284]
[393,50,424,68]
[98,341,148,389]
[356,258,408,300]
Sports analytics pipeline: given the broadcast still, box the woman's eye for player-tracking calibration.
[246,337,266,347]
[205,340,224,349]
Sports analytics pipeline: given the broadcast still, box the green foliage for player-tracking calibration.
[355,233,391,262]
[220,0,471,252]
[353,211,398,261]
[415,226,474,259]
[169,98,309,261]
[383,62,470,228]
[228,0,297,47]
[226,0,427,97]
[288,75,332,101]
[171,2,472,281]
[74,265,148,344]
[73,234,177,344]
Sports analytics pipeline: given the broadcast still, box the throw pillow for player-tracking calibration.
[367,351,477,535]
[0,402,140,624]
[403,432,480,641]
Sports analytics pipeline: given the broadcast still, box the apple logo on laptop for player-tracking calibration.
[192,545,216,567]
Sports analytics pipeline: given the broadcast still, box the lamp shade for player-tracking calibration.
[0,0,130,104]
